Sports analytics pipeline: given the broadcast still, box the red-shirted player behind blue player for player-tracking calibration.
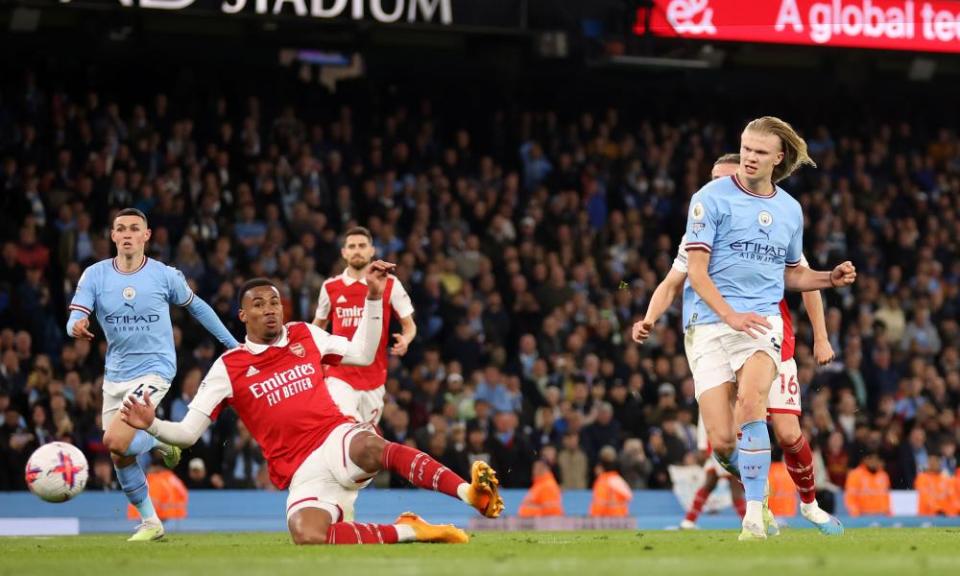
[314,226,416,426]
[121,262,503,545]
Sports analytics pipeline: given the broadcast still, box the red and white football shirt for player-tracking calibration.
[315,273,414,391]
[780,299,795,362]
[778,253,809,362]
[188,322,355,489]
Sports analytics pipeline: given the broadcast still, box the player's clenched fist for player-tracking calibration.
[364,260,396,299]
[830,261,856,287]
[71,317,95,340]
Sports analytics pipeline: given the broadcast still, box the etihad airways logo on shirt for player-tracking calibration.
[728,238,786,264]
[104,301,161,331]
[247,363,316,400]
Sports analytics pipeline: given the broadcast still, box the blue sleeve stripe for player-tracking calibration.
[69,304,92,315]
[785,260,801,267]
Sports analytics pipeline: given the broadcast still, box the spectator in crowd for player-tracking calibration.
[580,401,621,465]
[897,426,928,489]
[222,421,264,489]
[618,438,653,490]
[488,410,534,488]
[87,456,119,491]
[184,458,221,490]
[557,431,588,490]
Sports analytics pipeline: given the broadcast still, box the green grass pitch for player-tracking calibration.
[2,529,958,576]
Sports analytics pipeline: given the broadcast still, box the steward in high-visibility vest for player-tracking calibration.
[589,446,632,517]
[768,460,798,517]
[518,460,564,517]
[915,455,957,516]
[844,451,890,516]
[128,466,188,520]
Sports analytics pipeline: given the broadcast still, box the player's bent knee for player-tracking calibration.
[102,432,130,456]
[288,511,331,545]
[736,391,766,415]
[707,430,736,456]
[773,419,802,446]
[110,453,136,467]
[360,434,385,473]
[349,432,385,473]
[778,429,801,447]
[290,528,329,545]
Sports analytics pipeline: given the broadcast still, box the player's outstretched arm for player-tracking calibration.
[784,261,856,292]
[688,250,771,339]
[120,391,212,448]
[391,314,417,356]
[633,268,686,343]
[800,288,834,365]
[168,265,239,348]
[186,297,240,348]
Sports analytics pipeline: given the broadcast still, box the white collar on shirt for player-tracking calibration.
[244,326,288,355]
[340,271,367,286]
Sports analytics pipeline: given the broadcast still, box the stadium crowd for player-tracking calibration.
[1,71,959,503]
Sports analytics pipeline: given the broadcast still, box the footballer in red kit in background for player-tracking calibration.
[314,226,416,425]
[121,265,503,546]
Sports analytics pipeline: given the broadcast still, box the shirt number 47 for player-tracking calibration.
[130,382,161,401]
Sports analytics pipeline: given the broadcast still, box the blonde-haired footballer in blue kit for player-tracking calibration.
[680,118,856,541]
[634,154,843,537]
[66,208,239,541]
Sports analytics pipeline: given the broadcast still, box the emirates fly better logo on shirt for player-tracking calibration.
[247,362,316,407]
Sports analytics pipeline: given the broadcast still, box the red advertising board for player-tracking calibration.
[635,0,960,53]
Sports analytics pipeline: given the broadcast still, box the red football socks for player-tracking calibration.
[326,522,400,545]
[685,486,712,523]
[381,441,466,498]
[782,436,817,504]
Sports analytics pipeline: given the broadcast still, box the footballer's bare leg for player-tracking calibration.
[699,383,738,475]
